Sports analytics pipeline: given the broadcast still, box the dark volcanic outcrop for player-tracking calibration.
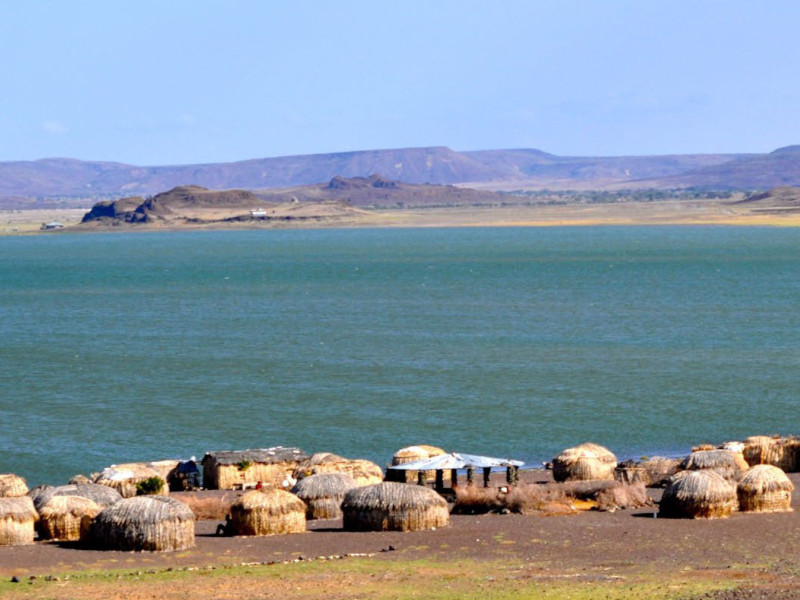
[81,186,261,224]
[327,174,398,190]
[78,177,510,228]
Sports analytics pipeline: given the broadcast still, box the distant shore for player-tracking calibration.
[3,200,800,236]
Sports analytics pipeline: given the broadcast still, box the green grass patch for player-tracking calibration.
[0,558,747,600]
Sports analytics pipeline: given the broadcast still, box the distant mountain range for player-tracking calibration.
[3,145,800,208]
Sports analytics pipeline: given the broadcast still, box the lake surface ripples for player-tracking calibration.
[1,226,798,485]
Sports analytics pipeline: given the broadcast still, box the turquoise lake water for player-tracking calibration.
[1,226,799,486]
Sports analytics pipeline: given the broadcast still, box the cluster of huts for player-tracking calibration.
[0,435,796,553]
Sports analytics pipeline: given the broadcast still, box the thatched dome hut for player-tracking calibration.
[737,464,794,513]
[230,489,306,536]
[781,438,800,473]
[291,473,358,520]
[743,436,784,468]
[94,464,168,498]
[639,457,681,487]
[31,483,122,513]
[0,474,29,498]
[293,453,383,486]
[201,447,307,490]
[0,496,37,546]
[38,495,102,541]
[659,470,737,519]
[90,496,195,552]
[341,482,449,532]
[391,445,448,483]
[680,449,748,481]
[552,443,617,482]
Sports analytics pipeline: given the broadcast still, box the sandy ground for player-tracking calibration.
[0,209,87,234]
[3,200,800,236]
[2,472,800,599]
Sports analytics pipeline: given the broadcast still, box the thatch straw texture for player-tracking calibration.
[391,445,448,483]
[692,444,716,452]
[145,460,180,488]
[782,438,800,473]
[639,457,681,487]
[38,495,102,541]
[201,447,307,490]
[680,449,748,481]
[293,453,383,486]
[291,473,358,520]
[230,489,306,536]
[341,482,449,532]
[614,460,649,486]
[737,464,794,513]
[32,483,122,513]
[0,496,37,546]
[90,496,195,552]
[659,470,737,519]
[28,484,55,509]
[552,443,617,482]
[595,482,653,512]
[743,436,784,468]
[94,464,168,498]
[0,474,29,498]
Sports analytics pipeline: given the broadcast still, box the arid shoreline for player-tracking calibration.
[3,200,800,236]
[2,472,800,599]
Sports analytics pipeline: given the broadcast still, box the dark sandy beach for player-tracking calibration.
[2,472,800,599]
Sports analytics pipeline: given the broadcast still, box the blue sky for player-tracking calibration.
[2,1,799,165]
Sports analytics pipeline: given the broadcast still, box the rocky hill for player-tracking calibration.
[1,145,773,208]
[77,177,510,228]
[634,146,800,190]
[731,186,800,213]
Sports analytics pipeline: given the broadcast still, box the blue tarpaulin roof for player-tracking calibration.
[386,452,523,471]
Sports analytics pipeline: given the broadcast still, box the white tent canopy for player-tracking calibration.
[386,452,523,472]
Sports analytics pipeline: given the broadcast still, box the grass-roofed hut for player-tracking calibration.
[659,470,737,519]
[615,456,680,488]
[291,473,358,520]
[737,464,794,513]
[391,445,447,483]
[31,483,122,513]
[552,443,617,482]
[94,463,168,498]
[90,496,195,552]
[37,495,102,541]
[0,496,37,546]
[342,482,449,532]
[743,436,784,468]
[0,474,29,498]
[201,447,307,490]
[230,489,306,535]
[679,449,748,481]
[292,453,383,486]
